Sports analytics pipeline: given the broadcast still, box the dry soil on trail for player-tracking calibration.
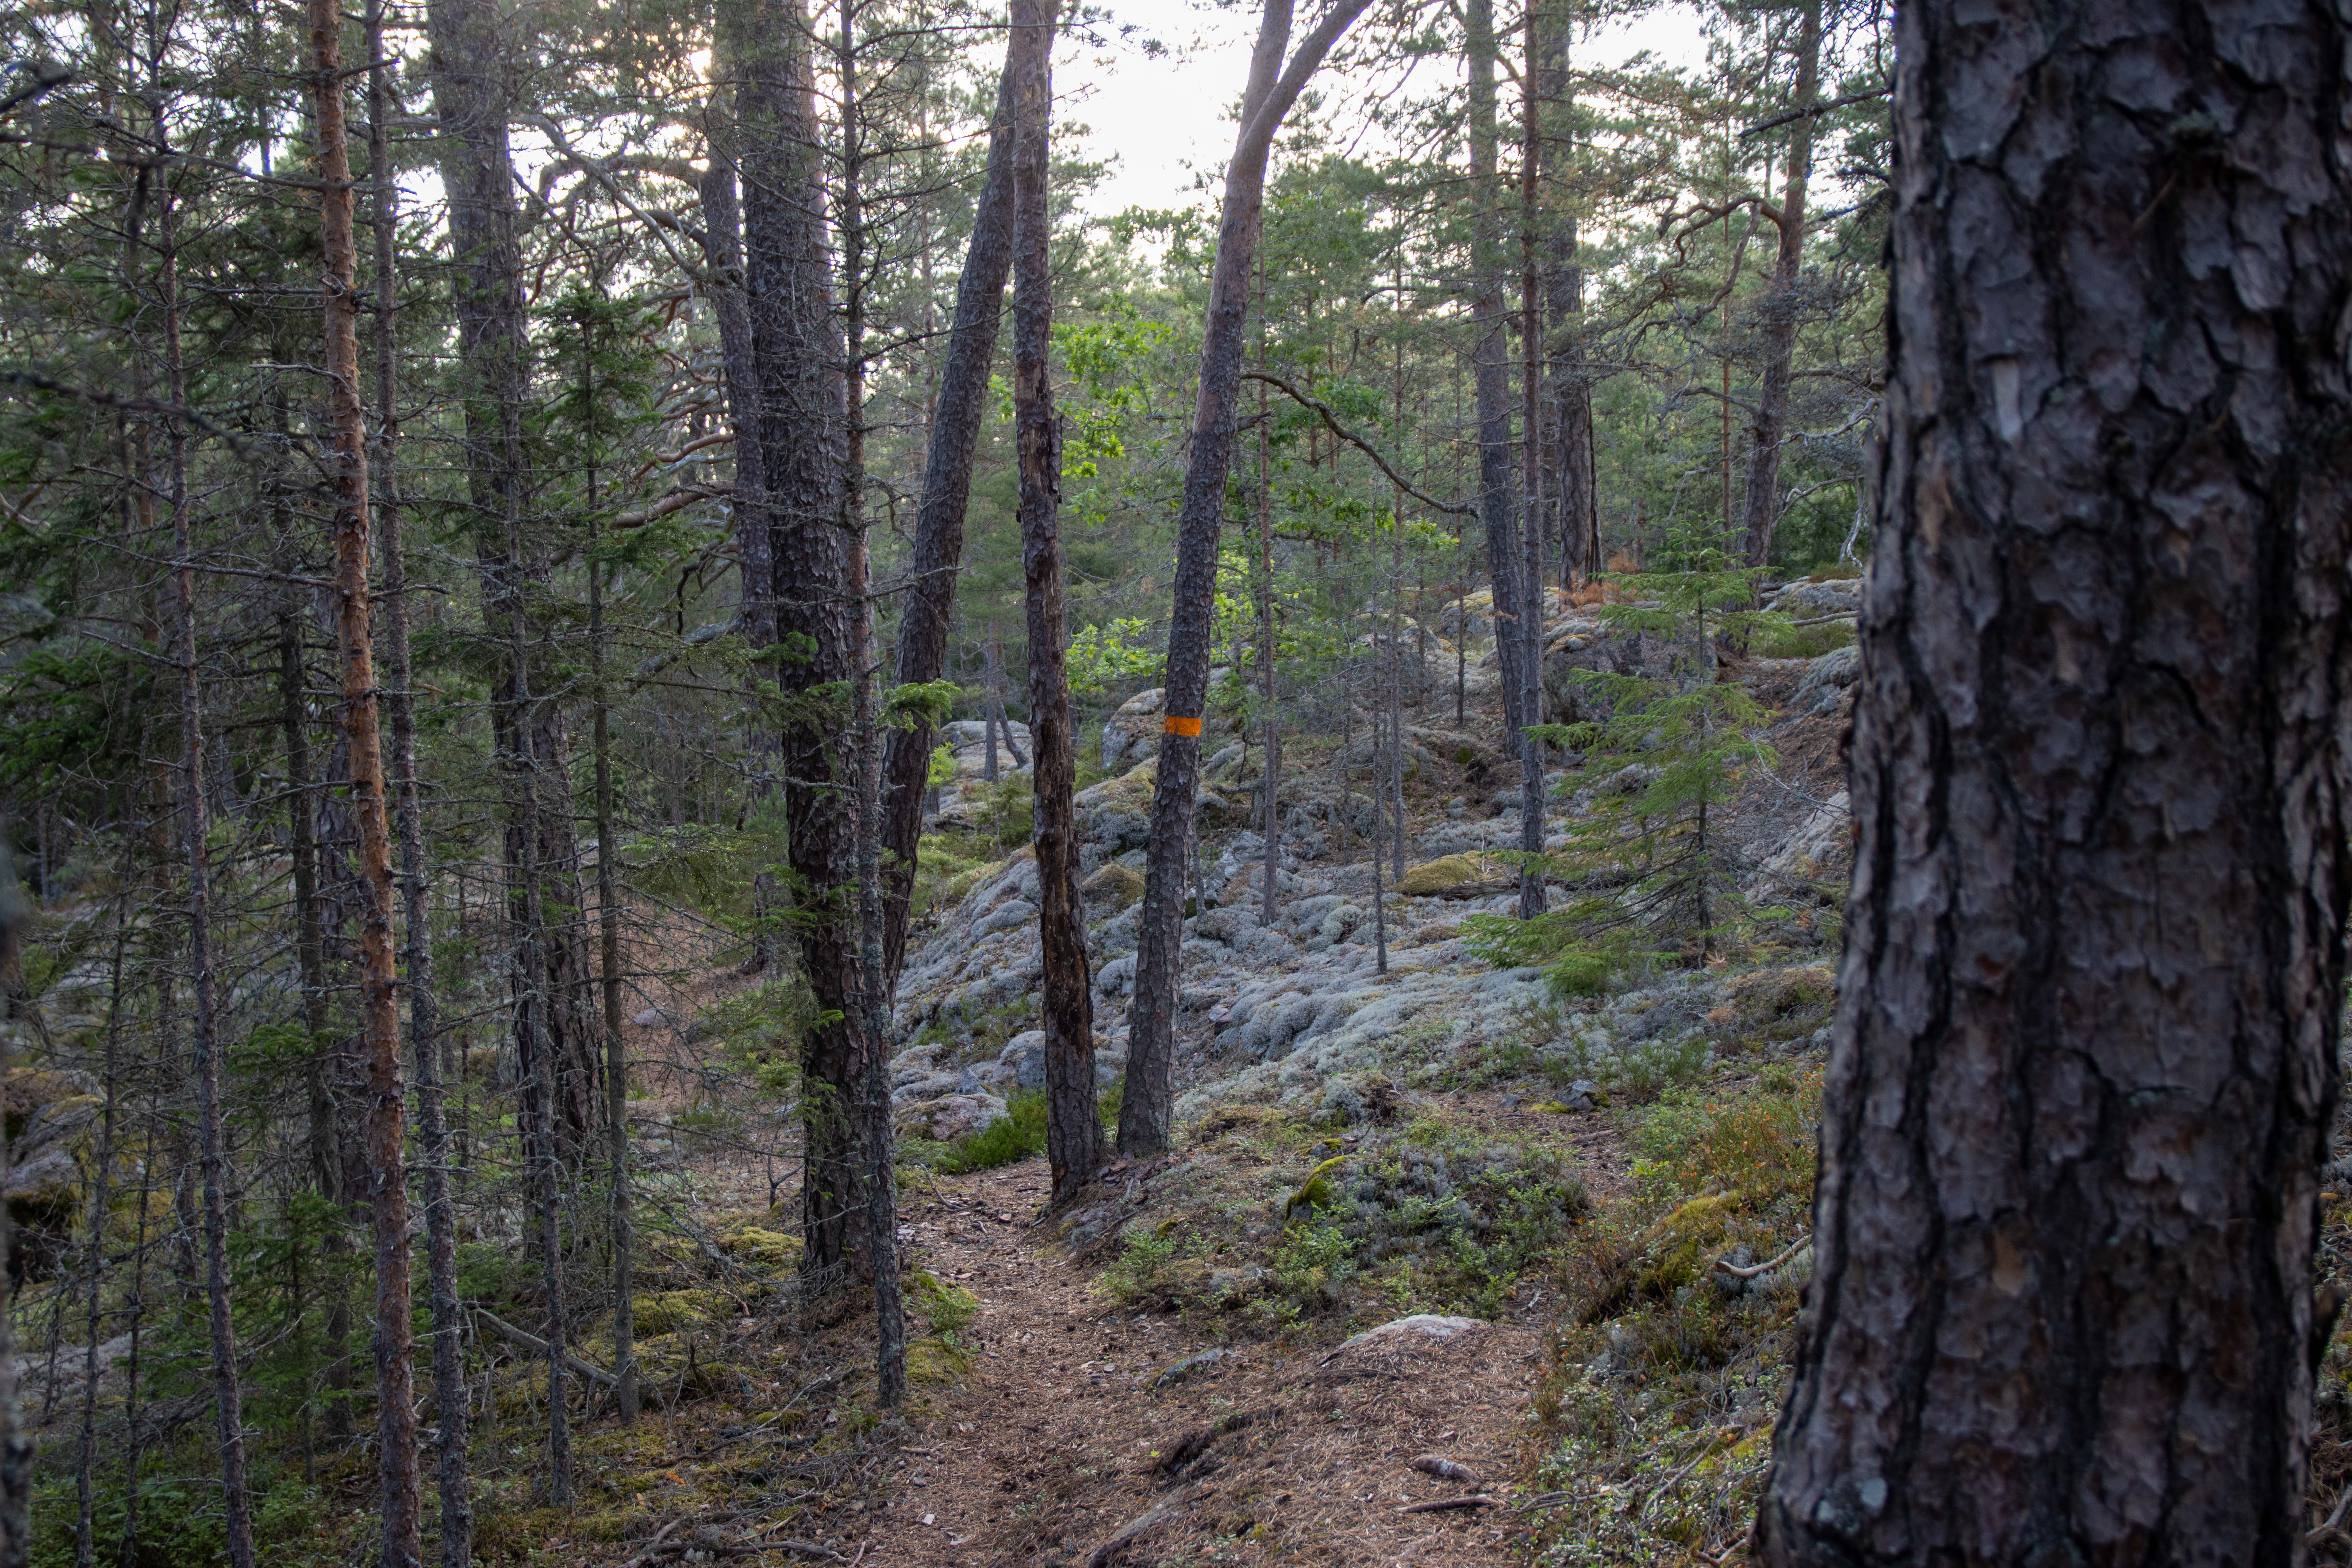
[854,1154,1555,1568]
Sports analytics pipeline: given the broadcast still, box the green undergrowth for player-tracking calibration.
[1090,1101,1591,1332]
[899,1082,1122,1176]
[1525,1066,1824,1565]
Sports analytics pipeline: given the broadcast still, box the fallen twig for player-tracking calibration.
[1400,1495,1497,1514]
[472,1305,620,1388]
[1714,1233,1812,1281]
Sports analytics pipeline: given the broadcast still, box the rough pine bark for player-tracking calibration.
[424,0,601,1167]
[304,6,418,1556]
[1736,0,1820,571]
[880,59,1017,987]
[1758,4,2352,1561]
[1008,0,1101,1200]
[1465,0,1525,741]
[728,0,861,1274]
[1537,12,1596,584]
[1120,0,1370,1155]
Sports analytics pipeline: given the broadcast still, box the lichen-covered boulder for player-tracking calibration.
[1100,687,1166,772]
[895,1093,1009,1144]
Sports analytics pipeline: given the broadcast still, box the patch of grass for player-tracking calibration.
[934,1089,1048,1174]
[1748,616,1855,659]
[1629,1071,1821,1209]
[1528,1072,1827,1564]
[1101,1227,1181,1304]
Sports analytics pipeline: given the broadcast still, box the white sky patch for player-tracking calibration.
[1058,0,1719,220]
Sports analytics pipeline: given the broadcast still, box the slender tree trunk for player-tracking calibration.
[1759,3,2352,1559]
[1255,375,1281,927]
[582,338,638,1425]
[880,59,1018,987]
[1539,10,1596,584]
[0,857,20,1568]
[1465,0,1524,744]
[161,184,258,1568]
[73,873,131,1568]
[1515,3,1546,922]
[728,0,861,1274]
[1737,0,1820,571]
[696,93,780,973]
[1008,0,1102,1201]
[834,0,908,1402]
[369,13,469,1558]
[984,625,1003,784]
[304,7,418,1554]
[1121,0,1370,1155]
[506,548,571,1503]
[277,608,352,1437]
[1388,295,1407,882]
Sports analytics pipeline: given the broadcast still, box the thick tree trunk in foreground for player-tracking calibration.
[367,11,471,1557]
[1759,4,2352,1561]
[729,0,861,1274]
[1120,0,1371,1155]
[304,7,419,1557]
[1008,0,1101,1200]
[1736,0,1819,571]
[880,60,1017,988]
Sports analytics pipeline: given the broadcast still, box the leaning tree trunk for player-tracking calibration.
[729,0,860,1274]
[304,6,419,1558]
[1008,0,1101,1200]
[1758,3,2352,1561]
[879,58,1018,988]
[367,8,471,1556]
[1736,0,1819,571]
[1120,0,1370,1156]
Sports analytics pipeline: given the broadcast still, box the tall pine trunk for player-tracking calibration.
[694,98,781,974]
[161,182,258,1568]
[1759,2,2352,1558]
[1538,9,1595,584]
[1008,0,1101,1200]
[880,59,1018,988]
[1120,0,1370,1155]
[303,6,418,1555]
[728,0,861,1274]
[1515,12,1545,922]
[368,7,471,1555]
[833,0,908,1402]
[1464,0,1524,744]
[1736,0,1819,571]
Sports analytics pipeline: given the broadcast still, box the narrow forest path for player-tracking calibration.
[851,1157,1545,1567]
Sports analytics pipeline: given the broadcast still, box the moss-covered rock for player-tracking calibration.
[1082,861,1146,911]
[1395,855,1481,896]
[1633,1193,1742,1297]
[631,1289,730,1337]
[713,1223,801,1272]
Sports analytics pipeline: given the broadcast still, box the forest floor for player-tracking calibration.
[510,1087,1638,1568]
[861,1143,1550,1568]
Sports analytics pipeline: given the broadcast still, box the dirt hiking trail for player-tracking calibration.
[858,1157,1548,1567]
